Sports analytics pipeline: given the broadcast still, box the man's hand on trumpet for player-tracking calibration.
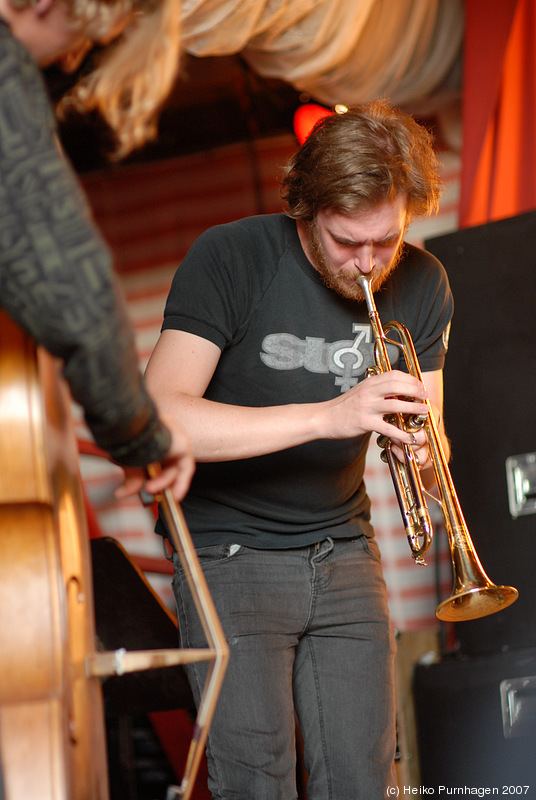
[379,396,446,490]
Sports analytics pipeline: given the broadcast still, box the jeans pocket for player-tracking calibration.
[360,535,383,565]
[173,543,242,574]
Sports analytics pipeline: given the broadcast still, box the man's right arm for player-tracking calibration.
[145,328,431,462]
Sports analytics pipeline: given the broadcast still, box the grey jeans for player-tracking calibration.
[172,535,397,799]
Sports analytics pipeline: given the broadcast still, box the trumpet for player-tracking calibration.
[357,274,518,622]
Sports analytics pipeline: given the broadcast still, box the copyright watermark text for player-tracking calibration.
[386,788,531,797]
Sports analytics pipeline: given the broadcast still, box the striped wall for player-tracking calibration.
[77,133,461,632]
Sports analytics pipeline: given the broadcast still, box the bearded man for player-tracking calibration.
[146,101,453,800]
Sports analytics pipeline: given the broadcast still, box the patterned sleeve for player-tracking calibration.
[0,25,170,466]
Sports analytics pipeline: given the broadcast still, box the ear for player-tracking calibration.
[33,0,56,17]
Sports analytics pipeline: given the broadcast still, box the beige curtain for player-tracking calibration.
[180,0,463,114]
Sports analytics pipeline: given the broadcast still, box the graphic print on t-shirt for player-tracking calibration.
[260,323,399,393]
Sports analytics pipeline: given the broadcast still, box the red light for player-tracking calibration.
[293,103,332,144]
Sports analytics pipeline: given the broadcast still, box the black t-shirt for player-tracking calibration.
[159,213,453,548]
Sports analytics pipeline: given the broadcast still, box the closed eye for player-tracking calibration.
[376,236,400,248]
[332,235,400,248]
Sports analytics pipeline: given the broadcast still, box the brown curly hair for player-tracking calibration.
[281,101,443,224]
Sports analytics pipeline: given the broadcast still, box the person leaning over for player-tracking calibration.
[0,0,194,499]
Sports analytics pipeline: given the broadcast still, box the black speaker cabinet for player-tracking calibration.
[425,211,536,655]
[414,648,536,789]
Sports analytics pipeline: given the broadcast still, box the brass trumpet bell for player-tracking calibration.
[436,584,519,623]
[434,537,518,622]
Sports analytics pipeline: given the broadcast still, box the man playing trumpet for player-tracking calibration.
[146,101,453,799]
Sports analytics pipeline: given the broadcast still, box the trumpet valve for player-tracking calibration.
[407,413,427,431]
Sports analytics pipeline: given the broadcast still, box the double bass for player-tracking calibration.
[0,311,228,800]
[0,310,109,800]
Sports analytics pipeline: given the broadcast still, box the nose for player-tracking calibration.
[354,244,375,274]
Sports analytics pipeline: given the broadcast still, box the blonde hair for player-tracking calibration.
[54,0,182,159]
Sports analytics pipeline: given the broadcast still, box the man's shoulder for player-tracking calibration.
[192,214,297,274]
[397,241,449,286]
[203,213,292,242]
[402,241,444,269]
[178,214,296,296]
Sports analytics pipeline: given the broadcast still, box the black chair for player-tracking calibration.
[91,537,196,799]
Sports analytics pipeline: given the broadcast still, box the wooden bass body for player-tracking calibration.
[0,311,109,800]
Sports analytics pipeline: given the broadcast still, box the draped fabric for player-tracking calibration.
[178,0,536,233]
[180,0,463,114]
[461,0,536,227]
